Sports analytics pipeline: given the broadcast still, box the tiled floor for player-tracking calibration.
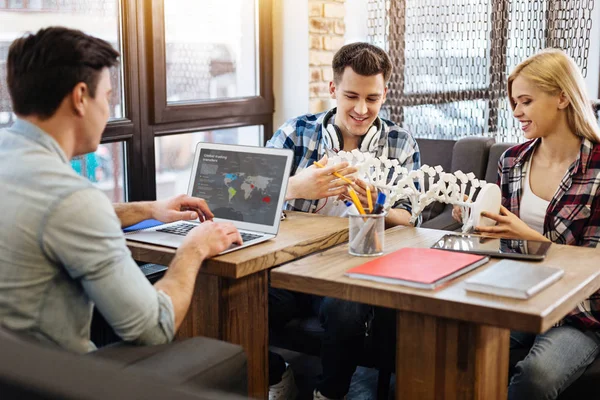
[272,347,394,400]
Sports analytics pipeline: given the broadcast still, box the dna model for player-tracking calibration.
[327,149,501,232]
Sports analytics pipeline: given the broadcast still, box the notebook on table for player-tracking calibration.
[123,219,163,232]
[345,248,489,290]
[125,142,293,255]
[464,259,564,299]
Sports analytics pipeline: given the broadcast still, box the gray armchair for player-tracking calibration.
[0,327,248,400]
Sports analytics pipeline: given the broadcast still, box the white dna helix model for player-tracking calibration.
[327,149,501,232]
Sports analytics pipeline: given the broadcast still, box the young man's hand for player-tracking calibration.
[451,205,462,222]
[451,194,469,223]
[286,155,357,201]
[352,178,377,212]
[157,221,242,331]
[179,220,243,260]
[151,194,214,223]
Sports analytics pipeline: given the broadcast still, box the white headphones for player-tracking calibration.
[321,108,382,153]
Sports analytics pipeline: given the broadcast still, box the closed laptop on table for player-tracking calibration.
[125,142,293,255]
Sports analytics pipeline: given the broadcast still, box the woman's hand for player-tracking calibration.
[474,206,549,241]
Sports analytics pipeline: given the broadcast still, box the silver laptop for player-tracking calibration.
[126,142,293,255]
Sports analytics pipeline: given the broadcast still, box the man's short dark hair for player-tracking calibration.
[7,26,120,119]
[332,43,392,84]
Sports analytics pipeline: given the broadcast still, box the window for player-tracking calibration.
[155,126,263,199]
[403,0,492,96]
[0,0,274,202]
[0,0,125,129]
[8,0,25,8]
[71,142,126,202]
[371,0,596,141]
[149,0,272,124]
[403,100,489,139]
[164,0,258,103]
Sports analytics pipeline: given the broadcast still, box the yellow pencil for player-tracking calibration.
[366,186,373,213]
[313,161,354,186]
[348,187,366,215]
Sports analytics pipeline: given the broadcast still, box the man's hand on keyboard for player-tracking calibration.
[151,194,214,223]
[181,220,243,258]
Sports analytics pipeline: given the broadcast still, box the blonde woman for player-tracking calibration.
[472,49,600,399]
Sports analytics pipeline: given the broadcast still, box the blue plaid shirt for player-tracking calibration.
[267,109,421,215]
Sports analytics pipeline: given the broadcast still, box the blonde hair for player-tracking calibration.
[507,48,600,144]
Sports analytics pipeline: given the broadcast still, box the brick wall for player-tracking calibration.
[308,0,346,114]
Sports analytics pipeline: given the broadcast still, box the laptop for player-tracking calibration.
[126,142,293,255]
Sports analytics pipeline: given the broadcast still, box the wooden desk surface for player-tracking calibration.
[271,226,600,333]
[127,211,349,279]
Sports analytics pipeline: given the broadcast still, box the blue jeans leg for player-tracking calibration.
[508,325,600,400]
[316,297,373,399]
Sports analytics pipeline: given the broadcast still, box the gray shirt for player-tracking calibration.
[0,120,174,353]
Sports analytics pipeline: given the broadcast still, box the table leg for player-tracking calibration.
[396,310,509,400]
[177,271,269,399]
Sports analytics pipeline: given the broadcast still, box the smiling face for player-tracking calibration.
[329,66,387,146]
[510,75,569,140]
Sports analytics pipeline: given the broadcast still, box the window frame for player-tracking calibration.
[102,0,274,201]
[1,0,274,201]
[101,0,143,201]
[147,0,273,125]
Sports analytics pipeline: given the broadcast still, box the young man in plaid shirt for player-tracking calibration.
[266,43,420,400]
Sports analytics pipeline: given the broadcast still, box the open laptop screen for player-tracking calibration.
[191,148,289,226]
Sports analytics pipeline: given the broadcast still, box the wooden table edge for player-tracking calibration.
[128,230,350,279]
[270,268,600,333]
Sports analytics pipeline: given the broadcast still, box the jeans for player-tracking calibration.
[317,297,374,399]
[268,286,378,398]
[268,287,321,386]
[508,325,600,400]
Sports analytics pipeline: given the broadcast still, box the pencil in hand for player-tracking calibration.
[313,161,354,186]
[347,187,367,215]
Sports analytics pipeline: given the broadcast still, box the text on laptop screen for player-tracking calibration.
[191,148,288,226]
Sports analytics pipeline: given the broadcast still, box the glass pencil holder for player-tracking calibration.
[348,213,385,256]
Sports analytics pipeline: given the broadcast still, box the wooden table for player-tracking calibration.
[127,212,349,399]
[270,226,600,399]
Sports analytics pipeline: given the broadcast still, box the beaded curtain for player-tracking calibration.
[368,0,595,142]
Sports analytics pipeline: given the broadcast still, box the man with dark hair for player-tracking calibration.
[332,42,392,83]
[7,27,121,119]
[0,26,242,362]
[267,42,420,400]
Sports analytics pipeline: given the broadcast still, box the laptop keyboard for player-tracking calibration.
[240,232,263,242]
[156,223,196,236]
[139,263,168,277]
[157,223,263,242]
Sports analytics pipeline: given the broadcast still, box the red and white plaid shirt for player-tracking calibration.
[498,137,600,330]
